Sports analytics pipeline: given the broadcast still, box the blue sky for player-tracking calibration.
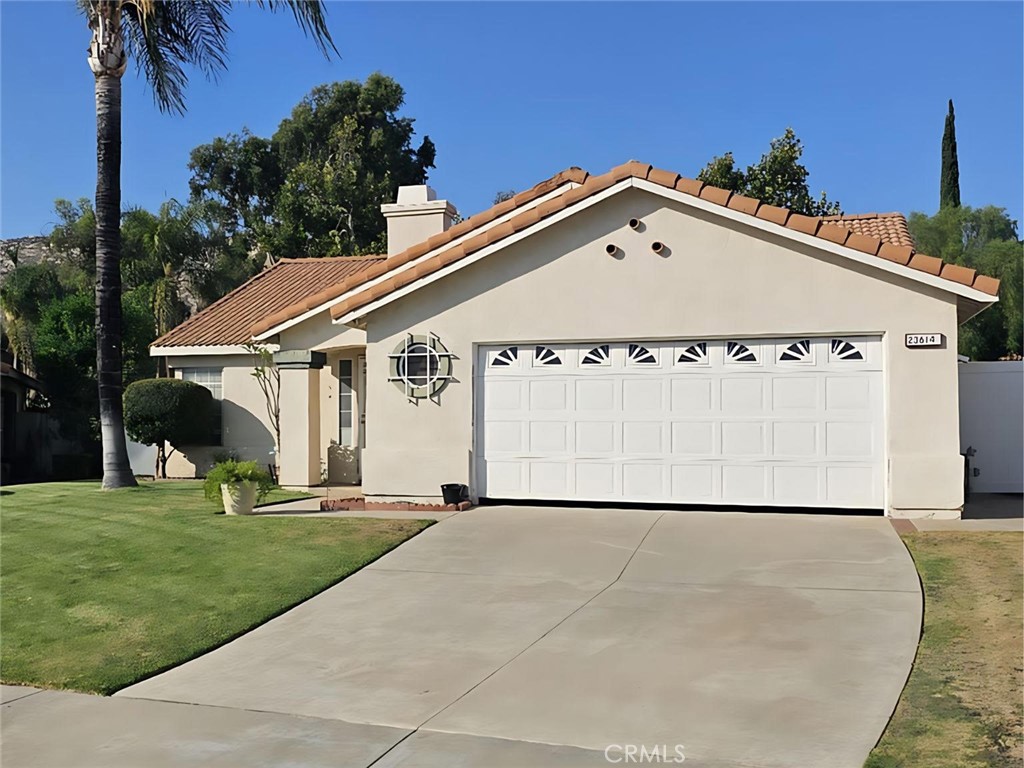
[2,2,1022,240]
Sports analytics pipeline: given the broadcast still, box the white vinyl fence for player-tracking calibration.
[959,361,1023,493]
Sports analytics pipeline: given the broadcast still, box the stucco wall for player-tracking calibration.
[162,354,276,477]
[278,314,366,353]
[360,187,963,514]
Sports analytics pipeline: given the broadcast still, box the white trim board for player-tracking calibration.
[150,344,278,357]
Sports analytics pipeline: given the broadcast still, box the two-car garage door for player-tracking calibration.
[476,337,884,509]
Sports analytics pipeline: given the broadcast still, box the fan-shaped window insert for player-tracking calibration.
[725,341,758,364]
[677,342,708,365]
[628,344,657,364]
[534,346,562,366]
[830,339,864,361]
[491,346,518,367]
[779,339,812,363]
[581,344,610,365]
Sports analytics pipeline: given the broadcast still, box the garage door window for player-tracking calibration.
[627,344,658,365]
[725,341,758,364]
[676,342,708,366]
[490,346,519,367]
[534,346,562,366]
[778,339,813,364]
[830,338,865,361]
[581,344,611,366]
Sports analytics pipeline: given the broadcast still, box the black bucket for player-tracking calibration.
[440,483,468,505]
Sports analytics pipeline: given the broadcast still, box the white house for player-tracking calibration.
[151,161,1001,518]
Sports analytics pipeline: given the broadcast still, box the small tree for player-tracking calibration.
[940,99,961,210]
[244,343,280,466]
[124,378,215,478]
[696,128,841,216]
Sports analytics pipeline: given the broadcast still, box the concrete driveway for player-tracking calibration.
[3,507,921,768]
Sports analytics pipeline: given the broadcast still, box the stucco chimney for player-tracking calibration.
[381,185,457,256]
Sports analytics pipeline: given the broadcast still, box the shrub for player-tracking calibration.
[124,378,215,477]
[203,459,275,504]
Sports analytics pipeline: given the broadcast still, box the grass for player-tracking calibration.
[0,481,432,694]
[865,531,1023,768]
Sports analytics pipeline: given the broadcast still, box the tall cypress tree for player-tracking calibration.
[940,99,961,209]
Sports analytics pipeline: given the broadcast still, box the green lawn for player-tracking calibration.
[865,531,1023,768]
[0,481,431,694]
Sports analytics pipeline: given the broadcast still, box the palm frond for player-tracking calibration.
[121,0,232,114]
[251,0,337,57]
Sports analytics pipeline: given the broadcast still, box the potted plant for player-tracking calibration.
[204,459,274,515]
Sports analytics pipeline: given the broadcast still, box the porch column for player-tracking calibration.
[273,350,326,487]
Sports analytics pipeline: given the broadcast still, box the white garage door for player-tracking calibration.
[476,337,884,508]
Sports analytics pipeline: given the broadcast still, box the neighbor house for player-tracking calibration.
[150,162,1000,519]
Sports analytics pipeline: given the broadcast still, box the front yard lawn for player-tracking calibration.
[0,481,431,695]
[865,531,1023,768]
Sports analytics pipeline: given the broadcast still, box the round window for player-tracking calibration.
[396,342,440,388]
[389,335,452,399]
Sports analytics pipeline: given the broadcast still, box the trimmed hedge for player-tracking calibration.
[124,379,216,476]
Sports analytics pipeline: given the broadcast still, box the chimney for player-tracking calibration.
[381,185,457,256]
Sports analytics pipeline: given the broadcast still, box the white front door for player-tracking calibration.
[475,337,885,508]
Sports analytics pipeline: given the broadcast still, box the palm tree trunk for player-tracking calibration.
[94,64,136,489]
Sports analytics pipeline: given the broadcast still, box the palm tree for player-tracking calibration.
[82,0,334,488]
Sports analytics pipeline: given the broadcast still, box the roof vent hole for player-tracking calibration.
[628,217,643,231]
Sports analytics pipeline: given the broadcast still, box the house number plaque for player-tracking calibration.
[905,333,944,348]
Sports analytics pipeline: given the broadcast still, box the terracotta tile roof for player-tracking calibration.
[822,212,915,249]
[152,256,385,348]
[306,162,999,327]
[248,168,588,337]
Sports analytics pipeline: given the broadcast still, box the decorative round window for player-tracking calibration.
[397,343,440,387]
[389,335,453,399]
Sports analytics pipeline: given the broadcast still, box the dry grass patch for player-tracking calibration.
[865,531,1023,768]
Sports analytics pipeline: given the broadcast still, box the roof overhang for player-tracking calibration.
[150,343,279,358]
[330,177,997,326]
[251,183,581,341]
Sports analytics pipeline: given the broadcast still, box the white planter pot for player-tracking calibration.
[221,481,258,515]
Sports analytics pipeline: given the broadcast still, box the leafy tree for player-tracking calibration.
[696,128,841,216]
[35,289,155,445]
[493,190,516,205]
[189,74,436,259]
[940,100,961,209]
[81,0,335,489]
[0,263,66,373]
[50,198,98,277]
[124,378,215,478]
[908,205,1022,359]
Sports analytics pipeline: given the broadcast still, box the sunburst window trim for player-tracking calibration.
[490,346,519,367]
[676,341,709,366]
[581,344,611,366]
[778,339,813,364]
[533,345,562,366]
[725,340,759,364]
[627,343,658,365]
[830,338,865,362]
